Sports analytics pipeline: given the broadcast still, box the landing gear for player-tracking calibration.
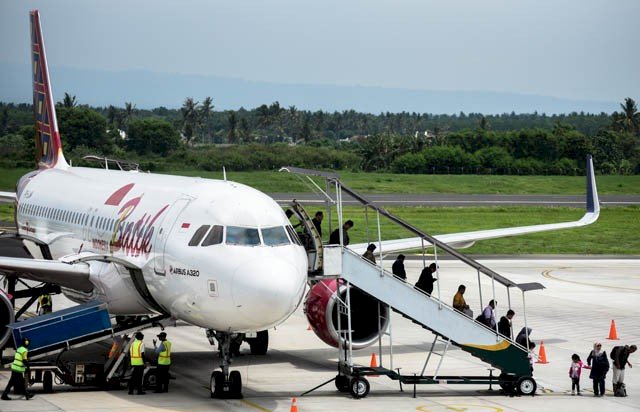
[335,374,349,392]
[247,330,269,355]
[207,329,243,399]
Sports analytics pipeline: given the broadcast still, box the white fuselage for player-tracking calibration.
[15,166,308,332]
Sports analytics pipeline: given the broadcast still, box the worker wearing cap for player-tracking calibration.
[153,332,172,393]
[128,332,146,395]
[2,338,33,401]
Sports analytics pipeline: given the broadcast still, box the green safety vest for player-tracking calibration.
[130,339,144,366]
[39,294,52,307]
[158,340,172,365]
[11,346,28,373]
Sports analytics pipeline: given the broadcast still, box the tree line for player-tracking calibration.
[0,95,638,175]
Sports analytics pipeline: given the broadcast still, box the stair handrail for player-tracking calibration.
[340,246,531,354]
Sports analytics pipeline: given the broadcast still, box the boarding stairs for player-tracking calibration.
[323,245,531,376]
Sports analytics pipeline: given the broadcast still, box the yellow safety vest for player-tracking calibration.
[39,294,52,307]
[11,346,28,373]
[158,340,172,365]
[130,339,144,366]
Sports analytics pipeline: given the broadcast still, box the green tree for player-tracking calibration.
[181,97,199,145]
[228,112,238,143]
[126,118,180,156]
[62,92,77,108]
[613,97,640,134]
[57,107,110,153]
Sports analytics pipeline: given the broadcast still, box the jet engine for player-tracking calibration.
[305,279,390,350]
[0,289,15,349]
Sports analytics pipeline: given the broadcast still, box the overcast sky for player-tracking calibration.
[1,0,639,102]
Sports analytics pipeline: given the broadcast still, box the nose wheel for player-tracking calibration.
[207,330,243,399]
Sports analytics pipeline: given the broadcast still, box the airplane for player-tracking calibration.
[0,10,600,399]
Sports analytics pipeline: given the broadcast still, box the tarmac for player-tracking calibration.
[1,259,639,412]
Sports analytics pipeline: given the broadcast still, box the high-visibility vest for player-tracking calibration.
[39,294,52,307]
[130,339,144,366]
[158,340,172,365]
[11,346,28,373]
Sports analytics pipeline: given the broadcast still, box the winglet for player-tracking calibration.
[30,10,68,169]
[585,154,599,215]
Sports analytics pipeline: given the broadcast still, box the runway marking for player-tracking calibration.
[542,269,640,291]
[240,399,272,412]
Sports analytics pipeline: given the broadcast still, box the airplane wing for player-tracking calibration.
[0,192,17,202]
[0,256,93,292]
[350,155,600,255]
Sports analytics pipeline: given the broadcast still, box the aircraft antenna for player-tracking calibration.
[223,166,227,181]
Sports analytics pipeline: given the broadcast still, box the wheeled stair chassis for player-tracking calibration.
[284,167,541,399]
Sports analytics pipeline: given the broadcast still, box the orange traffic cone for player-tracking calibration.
[607,320,619,340]
[290,397,298,412]
[370,352,378,368]
[536,340,549,364]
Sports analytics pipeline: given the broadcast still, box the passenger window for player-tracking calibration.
[202,225,223,246]
[189,225,211,246]
[286,226,303,246]
[262,226,290,246]
[226,226,261,246]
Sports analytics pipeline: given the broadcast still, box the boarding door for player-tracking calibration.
[153,198,192,275]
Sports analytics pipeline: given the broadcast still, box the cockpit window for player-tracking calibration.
[189,225,211,246]
[285,225,303,246]
[262,226,290,246]
[202,225,224,246]
[226,226,260,246]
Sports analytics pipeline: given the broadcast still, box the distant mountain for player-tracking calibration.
[0,62,617,114]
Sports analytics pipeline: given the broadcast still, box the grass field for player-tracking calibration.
[1,202,637,255]
[1,168,639,195]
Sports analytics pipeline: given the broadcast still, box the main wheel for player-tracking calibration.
[43,371,53,393]
[248,331,269,355]
[210,371,224,398]
[229,371,242,398]
[517,376,537,396]
[349,377,370,399]
[335,375,349,392]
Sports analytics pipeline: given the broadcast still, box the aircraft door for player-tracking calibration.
[153,198,191,275]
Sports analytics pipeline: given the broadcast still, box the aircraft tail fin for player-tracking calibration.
[30,10,68,170]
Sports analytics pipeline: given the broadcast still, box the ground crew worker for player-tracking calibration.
[128,332,146,395]
[153,332,171,393]
[2,338,32,400]
[37,293,52,316]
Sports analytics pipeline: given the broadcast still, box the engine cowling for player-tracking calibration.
[305,279,390,350]
[0,289,15,349]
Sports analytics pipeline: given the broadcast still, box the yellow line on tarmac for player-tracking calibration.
[542,269,640,292]
[240,399,272,412]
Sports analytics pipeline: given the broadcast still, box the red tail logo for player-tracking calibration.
[30,10,67,169]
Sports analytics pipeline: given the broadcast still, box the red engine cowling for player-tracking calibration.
[0,289,15,349]
[305,279,390,350]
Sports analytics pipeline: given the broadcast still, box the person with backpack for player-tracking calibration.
[587,342,609,397]
[611,344,637,397]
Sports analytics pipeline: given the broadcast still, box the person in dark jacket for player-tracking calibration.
[311,211,323,237]
[415,263,437,296]
[611,344,636,394]
[515,327,533,348]
[587,342,610,397]
[392,254,406,281]
[362,243,376,264]
[329,220,353,246]
[498,309,515,339]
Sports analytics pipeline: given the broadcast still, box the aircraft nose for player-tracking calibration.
[232,257,306,327]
